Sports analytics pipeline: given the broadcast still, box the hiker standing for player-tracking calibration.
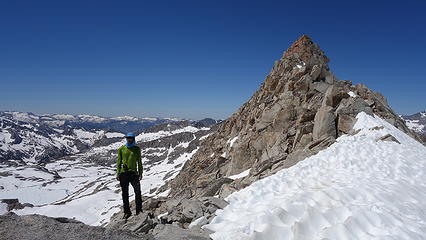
[116,132,143,219]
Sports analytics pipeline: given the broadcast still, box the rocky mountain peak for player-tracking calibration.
[166,35,422,200]
[283,34,329,67]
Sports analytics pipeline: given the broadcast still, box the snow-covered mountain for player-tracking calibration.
[0,118,217,226]
[0,111,184,164]
[401,110,426,142]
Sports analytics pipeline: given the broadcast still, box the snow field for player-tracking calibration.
[10,160,122,226]
[205,112,426,240]
[3,125,209,226]
[140,147,199,196]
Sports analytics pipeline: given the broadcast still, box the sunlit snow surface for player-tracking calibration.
[205,112,426,240]
[1,159,121,226]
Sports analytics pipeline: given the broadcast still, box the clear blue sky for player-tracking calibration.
[1,0,425,120]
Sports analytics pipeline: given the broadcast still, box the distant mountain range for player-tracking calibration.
[0,115,218,226]
[0,111,217,164]
[401,110,426,142]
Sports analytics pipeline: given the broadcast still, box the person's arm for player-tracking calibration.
[137,147,143,180]
[116,147,122,180]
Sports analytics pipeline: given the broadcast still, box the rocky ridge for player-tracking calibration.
[167,35,422,200]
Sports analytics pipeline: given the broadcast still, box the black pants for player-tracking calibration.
[119,171,142,214]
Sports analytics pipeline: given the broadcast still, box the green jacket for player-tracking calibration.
[116,145,143,177]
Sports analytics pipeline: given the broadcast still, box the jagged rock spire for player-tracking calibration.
[167,35,422,200]
[283,35,329,66]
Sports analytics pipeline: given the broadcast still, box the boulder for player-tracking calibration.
[108,212,156,234]
[310,64,322,80]
[337,114,356,134]
[180,199,204,222]
[376,134,401,144]
[325,72,336,84]
[143,198,160,211]
[313,106,336,140]
[336,97,373,116]
[153,224,211,240]
[323,85,350,107]
[188,216,209,229]
[198,177,233,197]
[199,197,228,214]
[311,81,330,93]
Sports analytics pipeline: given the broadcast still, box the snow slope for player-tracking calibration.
[1,158,121,225]
[205,112,426,240]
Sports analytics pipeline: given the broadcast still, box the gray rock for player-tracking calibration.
[181,199,204,222]
[306,136,336,152]
[199,197,228,213]
[325,73,334,84]
[0,213,147,240]
[107,212,155,233]
[323,85,350,107]
[337,114,356,134]
[153,224,211,240]
[335,97,373,116]
[376,134,401,144]
[310,65,322,80]
[127,213,155,233]
[199,178,233,197]
[297,133,313,149]
[365,99,375,107]
[313,106,336,140]
[143,198,160,211]
[251,154,287,177]
[312,81,330,93]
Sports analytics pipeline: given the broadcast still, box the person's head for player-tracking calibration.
[125,132,135,144]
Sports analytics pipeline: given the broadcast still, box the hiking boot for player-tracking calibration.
[122,212,132,219]
[136,210,143,216]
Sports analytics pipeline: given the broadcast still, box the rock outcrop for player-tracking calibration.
[166,35,423,200]
[0,213,147,240]
[0,211,214,240]
[107,196,225,238]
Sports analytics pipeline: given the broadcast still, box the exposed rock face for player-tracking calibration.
[0,211,212,240]
[0,213,146,240]
[167,35,423,200]
[0,199,34,211]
